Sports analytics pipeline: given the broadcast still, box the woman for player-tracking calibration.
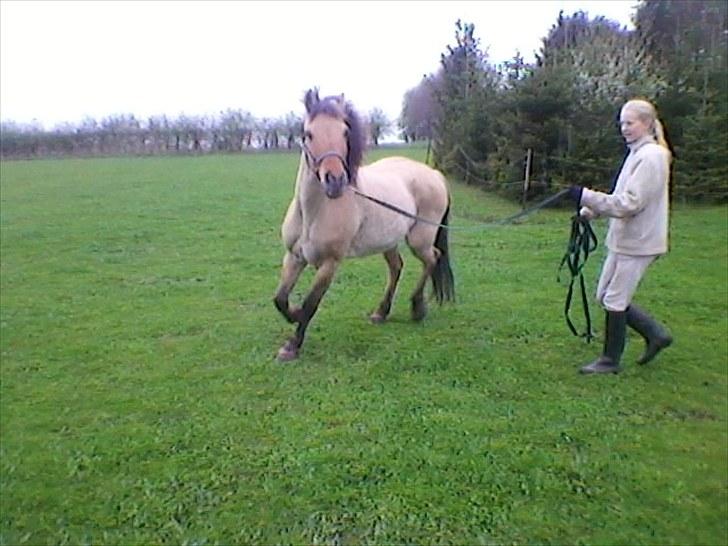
[568,99,673,374]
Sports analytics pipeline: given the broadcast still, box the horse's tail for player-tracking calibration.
[432,202,455,304]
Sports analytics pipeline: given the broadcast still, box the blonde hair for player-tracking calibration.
[622,99,672,162]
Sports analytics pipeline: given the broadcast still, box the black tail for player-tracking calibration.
[431,203,455,304]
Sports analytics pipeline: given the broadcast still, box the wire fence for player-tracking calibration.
[444,145,727,204]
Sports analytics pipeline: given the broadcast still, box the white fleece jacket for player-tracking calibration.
[580,135,670,256]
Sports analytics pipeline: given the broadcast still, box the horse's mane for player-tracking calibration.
[304,88,365,183]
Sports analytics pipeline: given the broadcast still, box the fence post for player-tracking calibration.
[522,148,532,209]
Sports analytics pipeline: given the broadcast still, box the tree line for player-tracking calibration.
[0,107,393,159]
[400,0,727,202]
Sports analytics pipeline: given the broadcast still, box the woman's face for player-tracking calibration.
[620,107,652,144]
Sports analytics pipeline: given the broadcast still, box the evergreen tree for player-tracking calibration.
[431,20,498,186]
[636,0,728,201]
[511,10,665,193]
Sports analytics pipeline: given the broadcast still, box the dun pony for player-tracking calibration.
[273,88,454,361]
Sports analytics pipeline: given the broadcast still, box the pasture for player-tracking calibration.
[1,148,726,545]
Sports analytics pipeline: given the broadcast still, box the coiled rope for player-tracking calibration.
[558,214,598,342]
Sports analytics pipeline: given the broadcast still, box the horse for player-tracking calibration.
[273,88,455,361]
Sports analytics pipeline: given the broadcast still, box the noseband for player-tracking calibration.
[301,141,350,181]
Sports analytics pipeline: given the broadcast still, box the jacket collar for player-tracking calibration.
[627,134,655,153]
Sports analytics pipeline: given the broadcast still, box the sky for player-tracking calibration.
[0,0,638,129]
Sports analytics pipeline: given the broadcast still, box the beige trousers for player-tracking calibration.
[596,252,657,312]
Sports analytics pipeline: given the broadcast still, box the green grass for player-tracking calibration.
[1,148,726,545]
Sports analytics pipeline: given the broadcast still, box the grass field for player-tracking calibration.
[1,148,726,545]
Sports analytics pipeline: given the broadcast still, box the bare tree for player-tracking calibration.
[367,107,390,146]
[283,111,303,149]
[399,77,438,142]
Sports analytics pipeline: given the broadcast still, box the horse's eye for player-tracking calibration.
[304,131,313,141]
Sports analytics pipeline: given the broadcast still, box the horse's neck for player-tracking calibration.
[296,152,326,220]
[292,153,307,198]
[296,154,326,208]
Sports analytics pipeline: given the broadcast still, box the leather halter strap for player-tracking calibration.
[301,142,348,174]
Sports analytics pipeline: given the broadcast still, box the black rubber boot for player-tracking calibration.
[626,303,672,365]
[580,310,627,374]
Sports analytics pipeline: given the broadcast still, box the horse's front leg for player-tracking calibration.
[273,250,307,324]
[277,257,340,362]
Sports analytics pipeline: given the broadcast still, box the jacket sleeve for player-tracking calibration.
[580,152,665,219]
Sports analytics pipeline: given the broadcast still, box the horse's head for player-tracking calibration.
[302,88,364,199]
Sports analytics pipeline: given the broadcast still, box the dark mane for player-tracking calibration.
[341,100,365,183]
[304,89,365,183]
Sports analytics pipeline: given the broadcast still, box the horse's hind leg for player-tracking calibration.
[407,226,440,321]
[277,257,340,362]
[370,248,403,324]
[410,247,439,321]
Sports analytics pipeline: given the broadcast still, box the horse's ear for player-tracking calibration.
[337,93,345,106]
[304,88,320,113]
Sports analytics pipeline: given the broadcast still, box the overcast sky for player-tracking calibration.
[0,0,637,129]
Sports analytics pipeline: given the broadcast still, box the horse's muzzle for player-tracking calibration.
[324,172,348,199]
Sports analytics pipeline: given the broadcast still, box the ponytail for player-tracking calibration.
[623,98,674,214]
[653,118,673,163]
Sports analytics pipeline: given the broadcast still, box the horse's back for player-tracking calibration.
[363,155,446,189]
[361,156,449,215]
[364,156,440,178]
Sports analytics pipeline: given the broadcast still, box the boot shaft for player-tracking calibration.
[580,310,627,374]
[626,303,672,365]
[626,303,669,340]
[605,310,627,364]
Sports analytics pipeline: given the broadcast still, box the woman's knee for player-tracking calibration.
[601,292,629,312]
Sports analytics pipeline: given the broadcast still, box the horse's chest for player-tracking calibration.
[299,215,358,265]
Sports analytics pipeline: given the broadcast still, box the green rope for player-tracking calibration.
[558,214,598,342]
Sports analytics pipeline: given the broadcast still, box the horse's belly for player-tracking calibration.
[346,217,412,257]
[346,240,397,258]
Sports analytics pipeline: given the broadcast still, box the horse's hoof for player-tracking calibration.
[276,340,299,362]
[276,347,298,362]
[411,298,427,321]
[370,312,386,324]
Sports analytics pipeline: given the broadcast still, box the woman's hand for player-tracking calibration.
[579,206,597,220]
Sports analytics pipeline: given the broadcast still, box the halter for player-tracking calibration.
[301,142,349,181]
